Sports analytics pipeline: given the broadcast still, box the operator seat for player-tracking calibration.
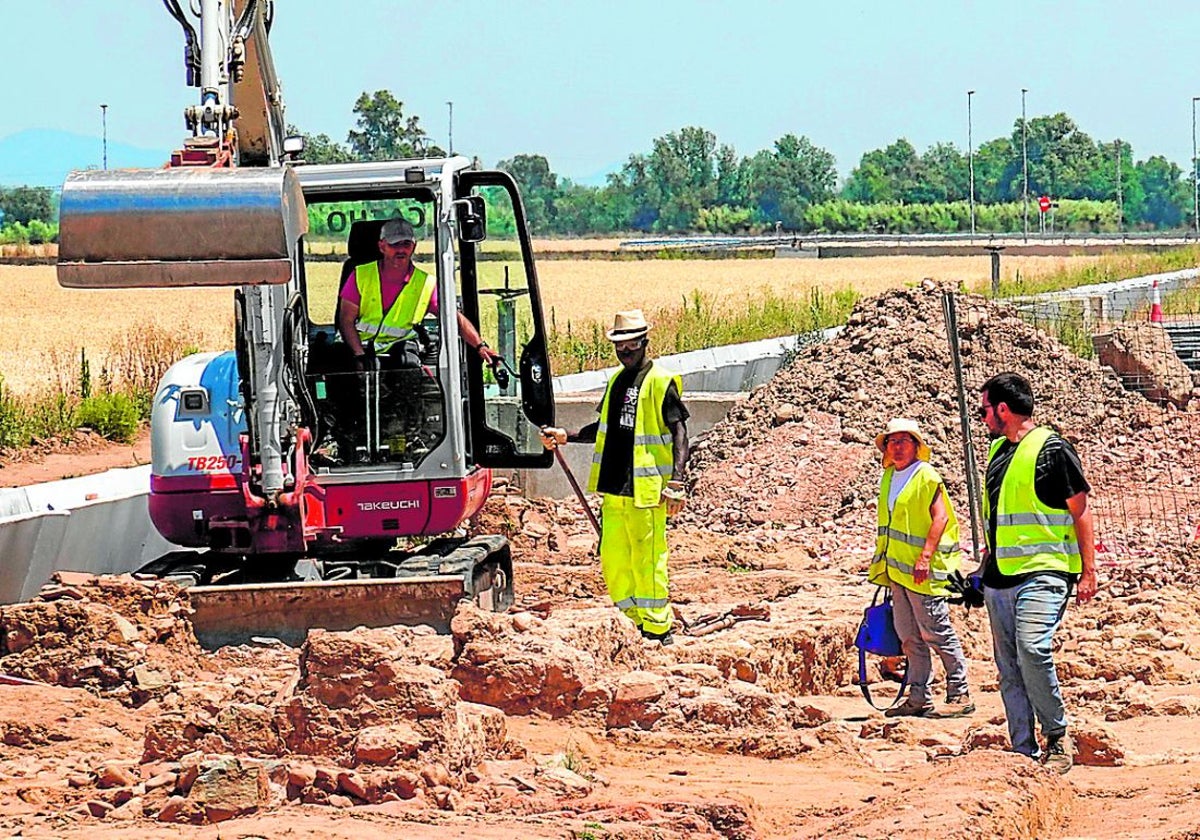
[334,219,386,326]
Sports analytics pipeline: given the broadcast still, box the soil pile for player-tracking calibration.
[683,280,1200,579]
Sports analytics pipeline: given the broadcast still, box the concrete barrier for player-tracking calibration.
[0,466,179,603]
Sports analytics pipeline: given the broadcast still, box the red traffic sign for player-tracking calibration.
[1038,195,1051,213]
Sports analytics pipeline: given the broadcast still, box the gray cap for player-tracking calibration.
[380,217,416,244]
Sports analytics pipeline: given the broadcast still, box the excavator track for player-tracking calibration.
[157,535,513,648]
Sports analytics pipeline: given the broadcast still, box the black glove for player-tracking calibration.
[947,571,985,609]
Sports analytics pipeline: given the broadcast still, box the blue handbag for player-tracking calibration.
[855,587,907,710]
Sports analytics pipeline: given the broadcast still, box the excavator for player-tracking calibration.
[56,0,555,647]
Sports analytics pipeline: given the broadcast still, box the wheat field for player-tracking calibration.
[0,252,1098,393]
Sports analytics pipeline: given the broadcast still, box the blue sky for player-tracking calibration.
[2,0,1197,183]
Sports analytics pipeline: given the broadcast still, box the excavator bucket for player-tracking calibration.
[176,536,516,649]
[57,166,307,289]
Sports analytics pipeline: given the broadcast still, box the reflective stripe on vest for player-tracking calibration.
[985,426,1081,576]
[587,363,681,508]
[868,461,961,596]
[355,262,435,352]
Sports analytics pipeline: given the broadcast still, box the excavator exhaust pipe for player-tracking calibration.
[57,166,307,289]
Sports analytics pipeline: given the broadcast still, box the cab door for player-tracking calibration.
[457,170,554,469]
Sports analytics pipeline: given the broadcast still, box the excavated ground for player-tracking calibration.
[3,282,1200,839]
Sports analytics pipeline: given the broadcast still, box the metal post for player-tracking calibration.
[1115,138,1123,231]
[1021,88,1029,241]
[989,247,1001,296]
[447,101,454,155]
[100,103,108,170]
[968,90,976,235]
[942,291,984,567]
[1192,96,1199,235]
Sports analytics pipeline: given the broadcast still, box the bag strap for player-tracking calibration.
[858,648,909,710]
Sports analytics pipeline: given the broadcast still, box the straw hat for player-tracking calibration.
[605,309,651,341]
[874,418,932,467]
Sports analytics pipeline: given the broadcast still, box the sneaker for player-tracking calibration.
[1043,734,1073,775]
[641,629,675,647]
[883,699,934,718]
[931,693,976,718]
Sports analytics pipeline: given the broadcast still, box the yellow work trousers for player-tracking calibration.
[599,494,671,634]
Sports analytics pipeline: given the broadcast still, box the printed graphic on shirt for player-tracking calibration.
[618,386,640,430]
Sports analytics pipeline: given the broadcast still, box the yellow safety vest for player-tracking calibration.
[587,363,681,509]
[869,462,961,596]
[355,261,435,352]
[985,426,1081,576]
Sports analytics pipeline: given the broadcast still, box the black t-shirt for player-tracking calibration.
[595,361,688,497]
[983,431,1091,589]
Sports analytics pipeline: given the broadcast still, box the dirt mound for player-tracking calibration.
[683,280,1200,578]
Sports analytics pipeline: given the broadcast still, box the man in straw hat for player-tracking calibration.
[540,310,689,646]
[869,418,973,718]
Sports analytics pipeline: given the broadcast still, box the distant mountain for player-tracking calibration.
[0,129,167,189]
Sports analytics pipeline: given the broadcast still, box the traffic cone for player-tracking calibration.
[1149,280,1164,324]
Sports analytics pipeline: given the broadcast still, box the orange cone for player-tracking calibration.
[1150,279,1164,323]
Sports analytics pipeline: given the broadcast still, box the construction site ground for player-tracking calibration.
[3,282,1200,839]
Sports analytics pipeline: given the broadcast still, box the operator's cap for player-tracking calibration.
[380,217,416,244]
[606,309,651,341]
[875,417,932,467]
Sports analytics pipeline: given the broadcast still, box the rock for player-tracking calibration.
[95,762,137,789]
[606,671,670,730]
[353,722,423,765]
[1073,724,1125,767]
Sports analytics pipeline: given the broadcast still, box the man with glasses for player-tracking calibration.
[540,310,689,646]
[977,371,1097,774]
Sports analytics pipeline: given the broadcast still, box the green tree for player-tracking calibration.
[346,91,444,161]
[742,134,836,228]
[286,124,355,164]
[842,139,922,203]
[496,154,560,233]
[1134,155,1188,228]
[0,186,54,225]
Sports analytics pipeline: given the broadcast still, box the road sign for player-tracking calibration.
[1038,195,1051,213]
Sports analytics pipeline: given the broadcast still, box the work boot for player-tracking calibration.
[931,692,976,718]
[1043,734,1073,774]
[883,698,934,718]
[641,629,675,647]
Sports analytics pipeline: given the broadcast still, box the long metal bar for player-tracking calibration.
[941,291,983,567]
[553,446,601,536]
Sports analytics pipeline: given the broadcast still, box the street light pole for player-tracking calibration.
[1115,138,1123,231]
[1192,96,1199,235]
[968,89,976,235]
[446,101,454,155]
[100,103,108,170]
[1021,88,1029,241]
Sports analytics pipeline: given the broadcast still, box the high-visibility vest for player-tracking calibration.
[869,462,961,596]
[985,426,1081,576]
[355,261,435,352]
[587,363,681,509]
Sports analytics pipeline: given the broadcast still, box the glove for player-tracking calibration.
[539,426,568,449]
[947,571,985,609]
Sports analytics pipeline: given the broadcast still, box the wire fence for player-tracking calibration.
[943,284,1200,573]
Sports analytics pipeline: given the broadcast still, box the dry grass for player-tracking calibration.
[0,253,1099,393]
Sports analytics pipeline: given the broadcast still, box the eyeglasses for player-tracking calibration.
[613,339,645,352]
[885,435,915,447]
[977,403,994,420]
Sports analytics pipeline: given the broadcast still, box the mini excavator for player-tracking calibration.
[56,0,555,646]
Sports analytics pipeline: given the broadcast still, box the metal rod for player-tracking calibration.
[941,290,983,567]
[1021,88,1029,242]
[1193,96,1199,235]
[967,89,975,235]
[552,446,601,536]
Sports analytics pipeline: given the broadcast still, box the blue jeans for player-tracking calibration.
[984,574,1070,757]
